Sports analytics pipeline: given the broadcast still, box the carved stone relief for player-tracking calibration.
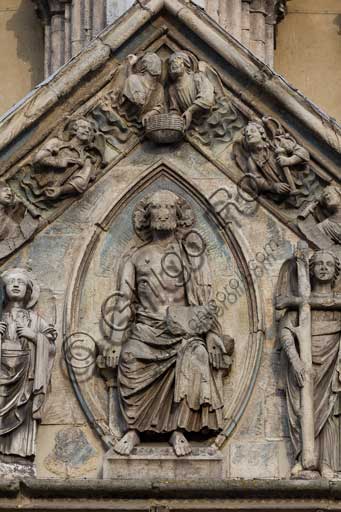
[0,45,332,265]
[0,181,40,259]
[276,245,341,479]
[298,184,341,249]
[93,51,244,146]
[0,268,57,458]
[99,189,234,456]
[233,117,318,209]
[63,165,264,471]
[19,118,105,208]
[1,0,341,487]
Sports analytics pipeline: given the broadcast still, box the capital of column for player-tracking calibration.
[265,0,289,25]
[32,0,72,23]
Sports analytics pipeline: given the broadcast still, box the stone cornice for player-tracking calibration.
[0,478,340,510]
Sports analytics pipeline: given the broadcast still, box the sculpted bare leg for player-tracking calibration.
[169,431,192,456]
[114,430,140,455]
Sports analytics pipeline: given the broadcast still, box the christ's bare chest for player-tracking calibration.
[133,243,187,310]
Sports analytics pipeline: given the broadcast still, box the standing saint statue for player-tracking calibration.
[104,190,233,456]
[276,249,341,479]
[0,268,56,458]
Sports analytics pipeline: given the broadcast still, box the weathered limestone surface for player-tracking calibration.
[103,447,224,480]
[0,0,340,490]
[33,0,288,77]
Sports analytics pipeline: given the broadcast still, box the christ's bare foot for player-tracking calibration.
[291,461,303,477]
[169,431,192,457]
[114,430,140,455]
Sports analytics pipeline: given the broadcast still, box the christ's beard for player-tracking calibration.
[151,219,177,232]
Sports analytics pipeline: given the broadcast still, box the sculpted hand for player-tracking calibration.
[275,295,303,310]
[58,157,82,168]
[101,347,120,369]
[16,326,37,343]
[182,109,193,130]
[0,322,7,335]
[127,54,138,66]
[276,155,291,167]
[44,186,61,200]
[273,182,291,194]
[141,111,155,127]
[207,332,226,370]
[292,357,305,387]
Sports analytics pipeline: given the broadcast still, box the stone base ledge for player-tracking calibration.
[103,446,224,480]
[0,478,340,511]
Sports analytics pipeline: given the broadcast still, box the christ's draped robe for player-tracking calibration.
[117,240,225,434]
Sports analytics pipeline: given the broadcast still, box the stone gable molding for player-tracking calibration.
[0,0,339,262]
[4,0,341,165]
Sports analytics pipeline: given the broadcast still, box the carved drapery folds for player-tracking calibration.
[276,245,341,479]
[232,117,322,211]
[298,185,341,249]
[93,51,244,146]
[0,182,40,260]
[19,117,105,207]
[97,189,235,457]
[0,268,57,458]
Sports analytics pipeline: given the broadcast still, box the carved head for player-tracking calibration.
[309,250,340,288]
[1,268,37,307]
[169,52,193,80]
[320,185,341,212]
[243,122,268,149]
[0,181,14,207]
[138,53,162,77]
[133,189,195,241]
[68,118,95,144]
[147,190,179,232]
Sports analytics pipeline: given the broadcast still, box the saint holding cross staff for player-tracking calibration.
[276,245,341,479]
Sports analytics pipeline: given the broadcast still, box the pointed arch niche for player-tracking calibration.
[64,162,264,449]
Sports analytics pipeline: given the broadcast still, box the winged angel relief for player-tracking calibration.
[92,50,245,146]
[232,117,321,210]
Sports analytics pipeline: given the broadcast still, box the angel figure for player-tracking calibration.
[21,117,104,206]
[168,51,216,130]
[276,249,341,479]
[167,51,245,143]
[298,185,341,249]
[0,268,56,458]
[233,118,313,208]
[101,53,165,126]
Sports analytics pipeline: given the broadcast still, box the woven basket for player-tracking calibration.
[145,113,185,144]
